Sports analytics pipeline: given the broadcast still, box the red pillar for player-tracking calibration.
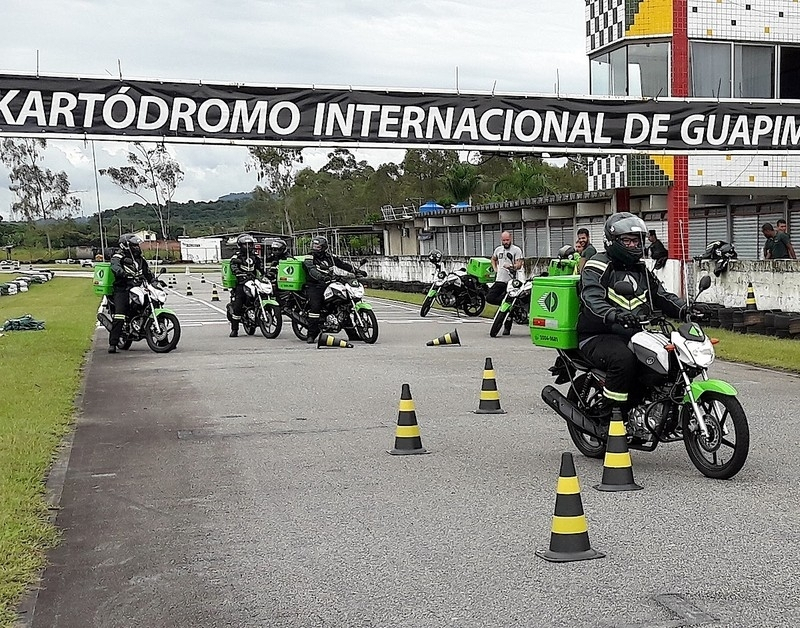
[669,0,689,261]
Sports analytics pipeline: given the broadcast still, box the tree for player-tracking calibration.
[0,138,81,222]
[246,147,304,235]
[99,143,184,240]
[440,162,483,204]
[489,159,557,201]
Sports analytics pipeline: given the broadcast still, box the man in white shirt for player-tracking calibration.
[487,231,524,334]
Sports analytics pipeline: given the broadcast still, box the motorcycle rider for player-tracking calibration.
[228,234,264,337]
[488,231,524,335]
[108,233,156,353]
[577,213,710,418]
[263,238,291,280]
[302,236,364,344]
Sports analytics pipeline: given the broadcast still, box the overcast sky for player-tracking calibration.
[0,0,587,221]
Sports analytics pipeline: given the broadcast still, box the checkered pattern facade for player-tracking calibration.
[688,0,800,42]
[586,0,626,53]
[589,156,627,191]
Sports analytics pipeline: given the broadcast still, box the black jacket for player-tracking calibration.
[577,252,685,340]
[230,251,264,282]
[302,253,355,285]
[110,251,155,289]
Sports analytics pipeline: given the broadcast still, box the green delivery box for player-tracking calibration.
[277,256,308,291]
[547,254,580,277]
[92,262,114,296]
[529,276,580,349]
[466,257,496,284]
[221,259,237,288]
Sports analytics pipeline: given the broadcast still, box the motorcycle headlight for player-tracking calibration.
[349,284,365,299]
[690,341,716,368]
[152,288,167,302]
[437,271,447,279]
[511,279,522,288]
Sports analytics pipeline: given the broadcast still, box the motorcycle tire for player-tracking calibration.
[354,309,379,344]
[462,292,486,317]
[566,374,606,459]
[420,295,435,317]
[490,309,508,337]
[243,323,257,336]
[344,327,361,341]
[291,319,310,341]
[258,304,282,339]
[682,392,749,479]
[145,312,181,353]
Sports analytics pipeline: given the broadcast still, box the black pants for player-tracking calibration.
[486,281,507,306]
[230,284,247,328]
[306,283,326,336]
[580,334,637,403]
[109,290,129,347]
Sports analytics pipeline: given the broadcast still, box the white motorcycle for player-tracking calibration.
[227,277,282,338]
[489,275,532,337]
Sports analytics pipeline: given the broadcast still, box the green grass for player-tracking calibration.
[366,288,800,374]
[0,277,97,627]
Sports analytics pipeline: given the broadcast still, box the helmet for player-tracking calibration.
[557,245,576,259]
[119,233,142,258]
[270,238,287,259]
[428,249,443,264]
[310,236,329,258]
[603,212,647,266]
[237,233,255,255]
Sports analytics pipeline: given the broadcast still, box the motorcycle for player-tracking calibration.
[489,275,531,337]
[420,259,487,317]
[97,268,181,353]
[280,259,378,344]
[226,276,282,338]
[541,275,749,479]
[695,240,737,277]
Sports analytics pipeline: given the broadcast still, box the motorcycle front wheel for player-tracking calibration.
[490,307,508,337]
[462,292,486,317]
[145,313,181,353]
[420,294,435,317]
[258,304,282,339]
[291,319,310,341]
[354,309,379,344]
[566,374,606,459]
[682,392,749,479]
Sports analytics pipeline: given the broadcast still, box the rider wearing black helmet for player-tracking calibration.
[108,233,155,353]
[577,212,692,416]
[301,236,363,344]
[228,233,264,337]
[263,238,290,280]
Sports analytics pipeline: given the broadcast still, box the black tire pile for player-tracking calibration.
[704,304,800,339]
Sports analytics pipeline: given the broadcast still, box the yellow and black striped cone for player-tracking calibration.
[200,274,205,283]
[745,282,757,311]
[426,328,460,346]
[186,282,193,296]
[211,284,220,301]
[474,357,506,414]
[594,409,643,492]
[317,333,353,349]
[388,383,429,455]
[536,452,605,563]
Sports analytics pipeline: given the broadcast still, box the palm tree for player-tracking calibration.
[440,162,483,204]
[490,160,556,200]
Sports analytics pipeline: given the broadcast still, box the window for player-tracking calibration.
[779,46,800,99]
[590,53,611,96]
[734,45,774,98]
[628,43,670,98]
[690,42,731,97]
[610,47,627,96]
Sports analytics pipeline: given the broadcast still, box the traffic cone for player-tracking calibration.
[388,383,429,455]
[594,409,643,492]
[536,452,605,563]
[211,284,220,301]
[745,282,757,311]
[317,333,353,349]
[426,328,460,346]
[186,282,193,296]
[474,357,506,414]
[201,274,206,283]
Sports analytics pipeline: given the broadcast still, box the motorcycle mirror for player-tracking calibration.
[360,258,368,266]
[158,267,166,276]
[613,280,635,297]
[697,275,712,294]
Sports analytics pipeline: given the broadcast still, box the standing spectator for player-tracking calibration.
[647,230,668,270]
[575,228,597,272]
[777,218,788,234]
[487,231,524,335]
[762,223,796,260]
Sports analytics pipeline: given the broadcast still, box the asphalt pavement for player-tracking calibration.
[17,271,800,628]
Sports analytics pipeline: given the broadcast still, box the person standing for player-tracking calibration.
[576,228,597,272]
[762,223,796,260]
[646,230,668,270]
[487,231,524,335]
[777,219,789,234]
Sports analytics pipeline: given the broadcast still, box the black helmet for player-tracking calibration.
[119,233,142,258]
[428,249,443,264]
[270,238,287,258]
[604,212,647,266]
[557,245,576,259]
[310,236,329,257]
[237,233,255,255]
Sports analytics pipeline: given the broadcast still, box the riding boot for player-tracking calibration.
[229,321,239,338]
[502,319,513,335]
[306,322,320,344]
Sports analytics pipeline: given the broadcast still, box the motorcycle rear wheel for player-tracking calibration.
[682,392,749,479]
[420,295,435,317]
[566,374,606,459]
[258,304,282,339]
[145,312,181,353]
[462,292,486,317]
[490,308,508,337]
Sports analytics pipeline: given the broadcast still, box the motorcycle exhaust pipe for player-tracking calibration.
[541,385,604,439]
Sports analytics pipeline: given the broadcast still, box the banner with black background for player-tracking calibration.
[2,74,800,153]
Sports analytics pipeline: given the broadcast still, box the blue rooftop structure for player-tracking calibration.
[418,201,444,214]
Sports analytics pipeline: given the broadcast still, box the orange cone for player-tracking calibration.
[388,384,429,455]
